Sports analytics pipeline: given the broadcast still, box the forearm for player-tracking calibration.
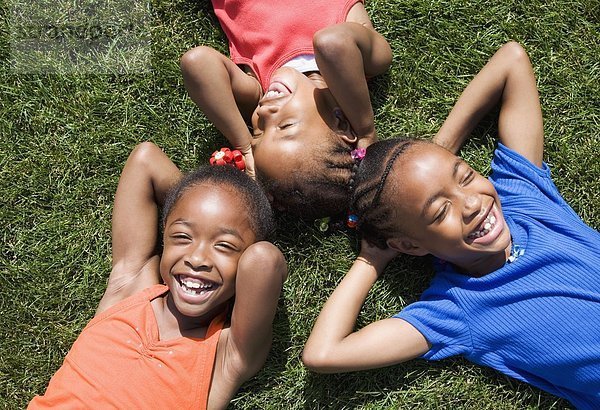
[112,142,180,264]
[314,22,391,143]
[304,257,383,360]
[229,242,287,373]
[181,47,260,153]
[185,70,252,151]
[433,46,514,154]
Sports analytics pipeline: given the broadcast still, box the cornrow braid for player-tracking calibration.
[350,138,419,248]
[258,133,355,219]
[347,160,360,194]
[347,148,366,194]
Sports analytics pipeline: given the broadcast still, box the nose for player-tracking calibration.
[461,191,482,222]
[256,103,279,115]
[254,104,279,131]
[185,243,212,271]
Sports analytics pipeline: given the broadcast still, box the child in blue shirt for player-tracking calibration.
[303,42,600,409]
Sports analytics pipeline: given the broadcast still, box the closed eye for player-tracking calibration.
[461,170,474,186]
[215,242,239,252]
[250,126,263,138]
[170,233,191,244]
[433,202,449,223]
[279,123,294,130]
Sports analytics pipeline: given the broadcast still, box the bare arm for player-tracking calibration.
[302,241,429,373]
[226,241,287,379]
[314,5,392,148]
[434,42,543,166]
[181,46,262,177]
[97,142,182,314]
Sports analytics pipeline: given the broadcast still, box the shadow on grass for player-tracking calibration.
[302,359,572,409]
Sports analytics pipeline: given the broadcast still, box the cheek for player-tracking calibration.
[476,175,495,193]
[218,254,241,274]
[159,244,180,273]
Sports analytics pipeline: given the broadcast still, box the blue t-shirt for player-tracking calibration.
[395,143,600,409]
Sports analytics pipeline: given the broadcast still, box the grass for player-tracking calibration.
[1,0,598,408]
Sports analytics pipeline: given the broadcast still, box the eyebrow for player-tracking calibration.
[421,159,462,218]
[219,227,243,240]
[170,220,244,240]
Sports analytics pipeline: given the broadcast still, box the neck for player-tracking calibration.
[452,241,512,277]
[154,294,224,340]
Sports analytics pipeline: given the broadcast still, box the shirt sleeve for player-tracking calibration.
[490,143,582,220]
[394,283,472,361]
[489,143,560,203]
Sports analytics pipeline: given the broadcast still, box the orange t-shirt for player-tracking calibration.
[29,284,226,409]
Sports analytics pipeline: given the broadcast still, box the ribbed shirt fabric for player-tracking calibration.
[210,0,361,91]
[396,143,600,409]
[29,285,226,409]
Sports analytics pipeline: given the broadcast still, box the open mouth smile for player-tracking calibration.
[260,81,292,103]
[468,212,497,240]
[175,275,218,296]
[466,202,505,246]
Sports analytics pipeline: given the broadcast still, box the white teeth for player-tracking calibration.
[264,90,283,98]
[178,276,214,295]
[468,211,497,240]
[183,280,200,289]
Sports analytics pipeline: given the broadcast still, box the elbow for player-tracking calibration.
[240,241,288,284]
[301,347,328,373]
[126,142,163,169]
[313,26,353,60]
[501,41,531,66]
[301,343,337,374]
[180,45,217,75]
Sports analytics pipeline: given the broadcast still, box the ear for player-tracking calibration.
[387,237,429,256]
[332,108,357,144]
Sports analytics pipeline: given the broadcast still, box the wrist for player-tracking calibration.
[234,142,252,155]
[354,256,386,278]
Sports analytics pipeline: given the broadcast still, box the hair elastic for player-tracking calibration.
[210,147,245,171]
[350,148,366,161]
[346,213,358,228]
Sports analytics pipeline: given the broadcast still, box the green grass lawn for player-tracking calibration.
[1,0,598,408]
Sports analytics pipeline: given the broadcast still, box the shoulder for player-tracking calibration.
[489,143,559,201]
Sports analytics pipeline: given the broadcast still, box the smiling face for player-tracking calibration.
[386,143,511,274]
[160,183,255,321]
[250,67,342,182]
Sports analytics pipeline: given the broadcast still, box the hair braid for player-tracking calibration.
[350,138,418,248]
[259,134,355,219]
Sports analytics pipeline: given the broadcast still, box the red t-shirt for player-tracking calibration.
[211,0,362,90]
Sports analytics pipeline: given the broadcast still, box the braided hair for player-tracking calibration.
[258,131,355,219]
[350,137,420,248]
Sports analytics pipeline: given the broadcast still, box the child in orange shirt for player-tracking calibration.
[29,142,287,409]
[181,0,391,218]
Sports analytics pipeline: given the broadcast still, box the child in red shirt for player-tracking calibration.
[29,143,287,409]
[181,0,391,218]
